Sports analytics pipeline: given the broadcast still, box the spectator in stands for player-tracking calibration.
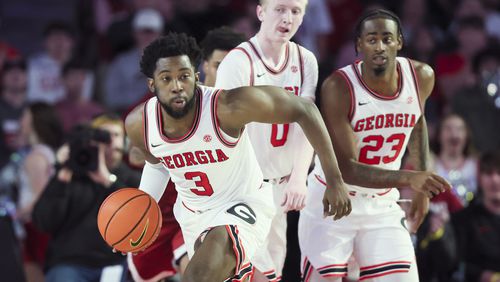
[452,150,500,282]
[27,22,75,104]
[452,47,500,153]
[0,59,28,169]
[17,102,64,282]
[104,8,163,114]
[432,114,478,207]
[33,113,141,282]
[55,59,104,133]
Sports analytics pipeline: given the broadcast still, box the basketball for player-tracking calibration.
[97,188,162,253]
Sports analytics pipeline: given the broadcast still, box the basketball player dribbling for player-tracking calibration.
[127,26,246,282]
[125,32,351,282]
[215,0,317,280]
[298,9,451,282]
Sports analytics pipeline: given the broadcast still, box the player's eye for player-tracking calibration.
[161,76,171,82]
[292,8,301,15]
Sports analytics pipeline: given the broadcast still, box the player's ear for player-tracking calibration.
[256,4,264,21]
[147,78,155,93]
[356,37,361,54]
[397,34,403,51]
[202,61,209,75]
[195,72,200,82]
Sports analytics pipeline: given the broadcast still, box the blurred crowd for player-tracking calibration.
[0,0,499,282]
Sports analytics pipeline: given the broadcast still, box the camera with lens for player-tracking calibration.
[66,125,111,173]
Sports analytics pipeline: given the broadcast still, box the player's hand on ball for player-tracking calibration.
[408,171,451,198]
[112,248,143,256]
[112,248,127,256]
[322,183,352,220]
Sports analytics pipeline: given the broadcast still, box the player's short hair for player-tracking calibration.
[140,32,201,78]
[43,21,74,38]
[29,102,64,150]
[91,112,123,129]
[479,150,500,174]
[472,46,500,75]
[354,8,404,55]
[259,0,308,8]
[200,27,246,61]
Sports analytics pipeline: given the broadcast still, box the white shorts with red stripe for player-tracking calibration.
[251,177,289,282]
[299,173,418,281]
[174,183,275,281]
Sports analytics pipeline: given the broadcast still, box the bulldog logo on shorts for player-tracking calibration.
[227,203,257,224]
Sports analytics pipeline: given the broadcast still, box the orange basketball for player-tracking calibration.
[97,188,162,253]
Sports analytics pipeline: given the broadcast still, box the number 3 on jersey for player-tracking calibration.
[359,133,406,165]
[185,171,214,196]
[270,86,299,147]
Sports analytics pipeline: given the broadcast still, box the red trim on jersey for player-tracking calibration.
[143,100,150,153]
[407,58,423,115]
[352,61,403,100]
[376,188,393,196]
[232,47,254,86]
[336,70,356,121]
[247,40,290,75]
[156,88,202,143]
[297,44,305,88]
[211,89,242,147]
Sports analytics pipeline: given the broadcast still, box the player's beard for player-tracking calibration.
[374,65,387,76]
[158,90,197,119]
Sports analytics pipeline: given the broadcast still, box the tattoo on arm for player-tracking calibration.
[407,116,430,171]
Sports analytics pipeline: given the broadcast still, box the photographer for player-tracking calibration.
[32,113,141,282]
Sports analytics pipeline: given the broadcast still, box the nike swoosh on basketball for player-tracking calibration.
[151,143,163,148]
[130,219,149,247]
[358,101,370,106]
[256,73,266,77]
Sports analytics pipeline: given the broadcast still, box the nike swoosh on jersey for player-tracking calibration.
[256,73,266,77]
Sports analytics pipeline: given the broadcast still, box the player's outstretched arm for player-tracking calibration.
[321,70,450,197]
[217,86,352,220]
[125,105,171,202]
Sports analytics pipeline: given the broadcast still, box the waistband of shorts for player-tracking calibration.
[263,174,291,185]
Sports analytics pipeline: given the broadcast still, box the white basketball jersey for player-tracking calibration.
[143,85,263,211]
[232,37,309,179]
[313,57,422,192]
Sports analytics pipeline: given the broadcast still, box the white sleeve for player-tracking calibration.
[300,47,319,101]
[215,48,252,89]
[139,161,170,202]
